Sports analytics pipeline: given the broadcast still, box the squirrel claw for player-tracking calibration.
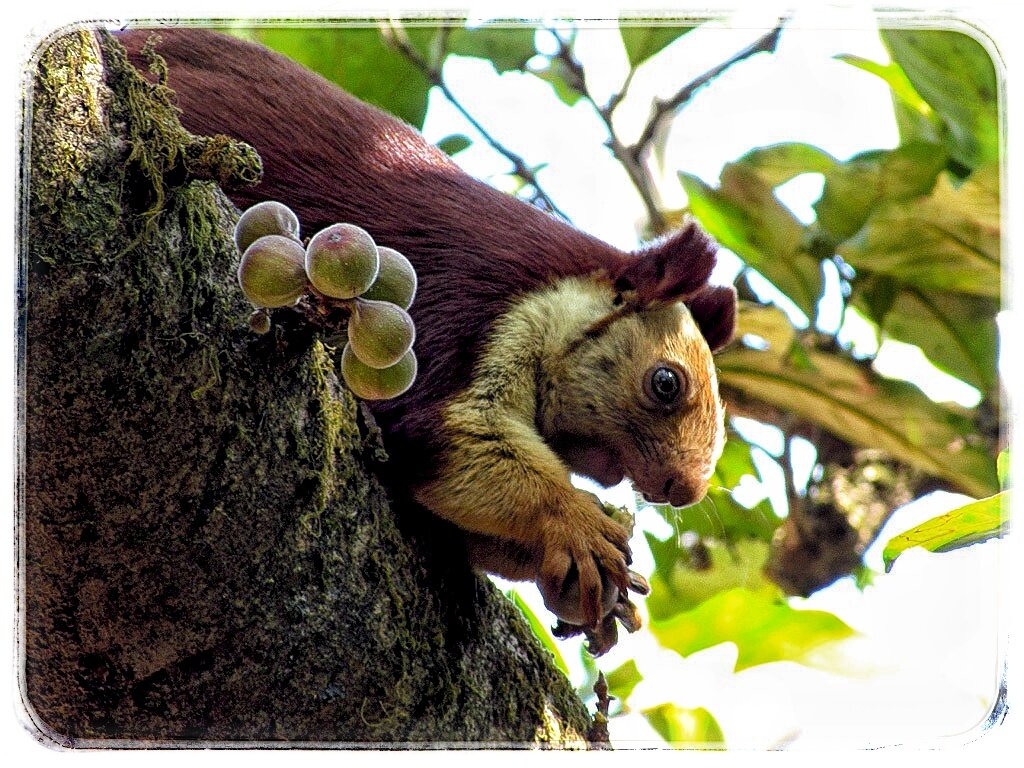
[584,615,620,657]
[546,573,646,654]
[612,596,642,634]
[627,569,651,596]
[553,616,619,657]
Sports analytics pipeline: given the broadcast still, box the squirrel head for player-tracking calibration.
[542,221,736,507]
[545,296,728,507]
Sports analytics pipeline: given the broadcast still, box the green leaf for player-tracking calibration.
[734,302,797,351]
[447,24,537,73]
[650,588,855,671]
[656,488,780,545]
[645,537,777,620]
[836,54,934,118]
[505,589,569,676]
[681,169,823,315]
[998,449,1010,488]
[835,53,943,147]
[529,58,585,107]
[882,29,999,171]
[716,345,999,498]
[813,142,948,243]
[605,659,642,705]
[646,430,782,545]
[619,22,697,67]
[837,164,1000,298]
[858,282,998,393]
[642,703,725,748]
[734,143,837,188]
[251,26,437,127]
[576,644,601,702]
[436,134,472,156]
[882,491,1009,572]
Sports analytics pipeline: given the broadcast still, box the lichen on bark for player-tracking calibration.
[20,27,589,747]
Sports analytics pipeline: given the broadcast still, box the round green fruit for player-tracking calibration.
[234,200,301,253]
[361,246,417,309]
[237,235,308,308]
[340,344,417,401]
[305,223,379,299]
[347,298,416,369]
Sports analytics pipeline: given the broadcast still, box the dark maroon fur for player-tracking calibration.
[685,286,737,352]
[118,28,735,477]
[614,224,715,306]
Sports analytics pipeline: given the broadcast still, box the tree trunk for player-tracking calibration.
[19,28,590,748]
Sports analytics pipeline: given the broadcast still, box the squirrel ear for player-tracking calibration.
[614,221,718,306]
[686,285,737,352]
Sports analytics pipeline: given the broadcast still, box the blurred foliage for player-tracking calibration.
[651,588,855,671]
[605,659,642,704]
[643,703,725,747]
[236,25,439,126]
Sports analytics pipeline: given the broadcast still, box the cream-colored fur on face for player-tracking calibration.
[414,276,724,626]
[542,284,725,506]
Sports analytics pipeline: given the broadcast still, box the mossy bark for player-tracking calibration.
[20,28,590,748]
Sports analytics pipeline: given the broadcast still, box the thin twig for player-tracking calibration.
[381,20,570,221]
[549,27,665,231]
[551,19,788,234]
[631,20,787,155]
[586,672,613,749]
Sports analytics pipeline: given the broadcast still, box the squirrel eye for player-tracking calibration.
[645,364,687,407]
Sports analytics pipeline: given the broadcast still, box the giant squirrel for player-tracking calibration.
[119,28,737,654]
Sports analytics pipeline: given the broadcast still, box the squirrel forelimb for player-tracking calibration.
[415,277,725,633]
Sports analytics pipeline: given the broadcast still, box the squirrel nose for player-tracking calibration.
[664,477,705,508]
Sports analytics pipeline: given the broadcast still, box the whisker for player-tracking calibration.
[696,493,726,539]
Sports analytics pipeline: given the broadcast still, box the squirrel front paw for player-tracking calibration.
[549,570,651,656]
[537,491,634,630]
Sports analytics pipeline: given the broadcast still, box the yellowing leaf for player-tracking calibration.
[717,345,998,498]
[838,166,1000,298]
[882,491,1009,572]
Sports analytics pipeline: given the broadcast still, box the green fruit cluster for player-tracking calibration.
[234,200,419,401]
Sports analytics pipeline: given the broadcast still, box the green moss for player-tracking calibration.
[98,31,260,231]
[296,339,350,536]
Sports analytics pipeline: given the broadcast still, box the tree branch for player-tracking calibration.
[381,20,570,221]
[551,19,788,234]
[21,28,591,745]
[630,20,787,156]
[549,27,665,232]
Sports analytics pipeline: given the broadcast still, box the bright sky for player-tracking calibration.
[420,5,1006,749]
